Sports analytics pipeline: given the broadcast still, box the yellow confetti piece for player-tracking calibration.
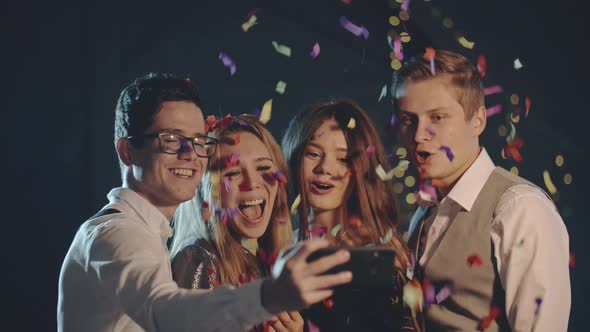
[543,170,558,195]
[259,99,272,124]
[398,159,410,171]
[391,59,402,70]
[564,173,573,185]
[399,11,410,21]
[510,112,520,123]
[210,172,220,199]
[290,194,301,215]
[500,148,507,159]
[510,93,520,105]
[272,41,292,57]
[404,175,416,187]
[394,167,405,178]
[396,147,407,159]
[555,155,564,167]
[514,58,524,70]
[510,166,519,176]
[457,36,475,49]
[389,16,400,26]
[241,15,257,32]
[405,192,416,204]
[275,81,287,95]
[347,117,356,128]
[400,32,411,43]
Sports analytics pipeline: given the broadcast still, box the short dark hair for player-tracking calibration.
[114,73,202,147]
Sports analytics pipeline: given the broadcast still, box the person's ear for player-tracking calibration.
[470,105,487,136]
[116,137,134,166]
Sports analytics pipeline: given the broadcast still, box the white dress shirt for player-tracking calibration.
[58,187,273,332]
[417,148,570,331]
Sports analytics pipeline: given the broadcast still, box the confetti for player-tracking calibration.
[275,81,287,95]
[344,168,353,177]
[534,297,542,315]
[239,182,252,192]
[543,170,558,195]
[514,58,524,70]
[330,224,343,237]
[376,164,394,181]
[486,104,503,117]
[348,215,362,228]
[503,138,524,163]
[290,194,301,215]
[525,96,531,117]
[422,279,435,307]
[224,177,231,193]
[323,298,335,309]
[457,36,475,49]
[378,84,388,102]
[570,252,575,269]
[426,126,437,136]
[484,85,503,96]
[467,253,483,267]
[204,115,217,132]
[308,225,328,237]
[221,212,229,225]
[400,32,411,43]
[259,99,272,124]
[270,171,288,184]
[417,183,438,205]
[380,227,393,244]
[365,144,376,157]
[435,285,452,303]
[423,47,436,75]
[202,201,211,221]
[401,0,411,12]
[271,41,292,57]
[210,172,220,198]
[307,320,321,332]
[506,122,517,142]
[439,146,454,161]
[241,15,257,32]
[339,16,369,39]
[310,42,320,59]
[389,16,400,26]
[477,55,487,78]
[393,37,404,60]
[218,52,237,76]
[225,152,240,168]
[479,305,501,330]
[234,134,241,145]
[347,117,356,128]
[403,279,424,317]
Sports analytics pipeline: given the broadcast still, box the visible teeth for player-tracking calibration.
[240,199,264,206]
[171,168,193,177]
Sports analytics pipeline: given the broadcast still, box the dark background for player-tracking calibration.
[4,0,588,330]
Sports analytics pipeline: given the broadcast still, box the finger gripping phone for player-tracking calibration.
[307,246,396,292]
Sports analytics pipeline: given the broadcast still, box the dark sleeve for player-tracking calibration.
[171,242,220,290]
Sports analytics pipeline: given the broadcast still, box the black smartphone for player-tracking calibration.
[307,246,396,291]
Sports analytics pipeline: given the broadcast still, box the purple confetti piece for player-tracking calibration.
[310,42,320,59]
[227,207,239,218]
[214,206,223,217]
[221,213,228,225]
[218,52,237,76]
[237,118,247,126]
[419,183,439,202]
[484,85,503,96]
[430,56,435,75]
[535,297,542,315]
[486,104,503,117]
[365,144,376,156]
[439,146,454,161]
[435,285,452,303]
[401,0,411,12]
[389,114,397,126]
[224,177,231,193]
[339,16,369,39]
[424,282,435,306]
[228,152,240,165]
[426,126,437,136]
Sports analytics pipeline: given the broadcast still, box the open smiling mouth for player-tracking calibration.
[311,181,334,194]
[415,151,432,164]
[238,199,266,223]
[169,168,195,179]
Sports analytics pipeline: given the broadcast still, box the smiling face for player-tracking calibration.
[127,101,207,214]
[302,117,352,213]
[219,131,279,241]
[398,77,486,190]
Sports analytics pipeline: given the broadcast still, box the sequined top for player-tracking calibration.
[303,268,422,332]
[172,238,221,290]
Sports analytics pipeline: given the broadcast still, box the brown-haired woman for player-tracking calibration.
[171,114,303,332]
[281,100,423,331]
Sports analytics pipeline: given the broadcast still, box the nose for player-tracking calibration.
[414,120,432,143]
[241,169,262,190]
[313,156,336,176]
[177,140,199,161]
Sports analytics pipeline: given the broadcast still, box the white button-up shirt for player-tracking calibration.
[416,149,570,331]
[58,187,273,331]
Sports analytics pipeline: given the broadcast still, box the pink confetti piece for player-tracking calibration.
[238,182,252,191]
[430,57,435,75]
[477,55,487,78]
[365,144,376,157]
[393,37,403,60]
[525,96,532,118]
[224,177,231,193]
[225,152,240,168]
[422,279,435,307]
[484,85,503,96]
[486,104,503,117]
[426,126,437,136]
[307,320,321,332]
[435,285,452,303]
[221,213,228,225]
[339,16,369,39]
[439,146,454,161]
[218,52,236,76]
[401,0,411,12]
[310,42,320,59]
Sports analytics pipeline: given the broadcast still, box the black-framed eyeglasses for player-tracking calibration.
[129,132,218,158]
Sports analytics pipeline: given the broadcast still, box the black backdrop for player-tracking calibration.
[4,0,588,330]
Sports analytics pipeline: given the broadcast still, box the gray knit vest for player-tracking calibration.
[414,167,545,331]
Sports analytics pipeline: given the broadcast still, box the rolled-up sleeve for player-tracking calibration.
[491,185,570,331]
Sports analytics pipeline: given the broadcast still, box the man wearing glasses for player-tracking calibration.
[57,73,352,332]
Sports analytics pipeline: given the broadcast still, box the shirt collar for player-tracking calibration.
[107,187,173,241]
[445,148,496,211]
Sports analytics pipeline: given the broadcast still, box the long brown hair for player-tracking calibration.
[172,114,293,285]
[281,100,410,269]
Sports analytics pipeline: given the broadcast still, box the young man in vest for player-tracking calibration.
[57,73,352,332]
[392,50,570,331]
